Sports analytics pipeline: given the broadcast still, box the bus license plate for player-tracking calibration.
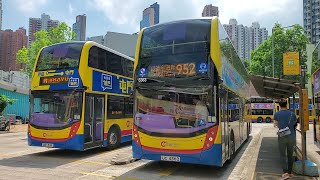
[160,155,180,162]
[42,143,54,148]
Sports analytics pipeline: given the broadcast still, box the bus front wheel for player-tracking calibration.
[257,117,263,123]
[107,127,121,150]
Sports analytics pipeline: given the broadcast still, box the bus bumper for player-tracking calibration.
[28,134,84,151]
[132,141,222,166]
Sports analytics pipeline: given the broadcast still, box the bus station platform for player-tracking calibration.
[254,126,319,180]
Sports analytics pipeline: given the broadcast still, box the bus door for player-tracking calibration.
[84,93,105,149]
[220,86,229,162]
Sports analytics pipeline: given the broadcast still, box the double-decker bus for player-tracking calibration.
[312,67,320,147]
[28,41,134,151]
[132,17,251,166]
[250,96,275,123]
[288,97,314,123]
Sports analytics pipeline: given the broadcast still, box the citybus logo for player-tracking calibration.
[43,133,53,137]
[160,141,178,147]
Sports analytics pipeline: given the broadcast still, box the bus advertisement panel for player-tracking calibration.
[28,42,134,151]
[132,17,251,166]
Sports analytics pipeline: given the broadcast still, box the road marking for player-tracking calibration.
[79,172,116,178]
[158,165,180,176]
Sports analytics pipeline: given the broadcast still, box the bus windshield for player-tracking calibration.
[36,43,83,71]
[138,19,211,79]
[135,87,216,136]
[30,91,83,128]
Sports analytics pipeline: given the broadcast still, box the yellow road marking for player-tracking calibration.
[80,172,116,178]
[158,165,180,176]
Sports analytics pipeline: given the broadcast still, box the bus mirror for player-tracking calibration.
[219,78,223,83]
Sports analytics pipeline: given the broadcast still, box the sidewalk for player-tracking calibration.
[254,126,319,180]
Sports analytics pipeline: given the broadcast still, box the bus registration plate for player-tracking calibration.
[160,155,180,162]
[42,143,54,148]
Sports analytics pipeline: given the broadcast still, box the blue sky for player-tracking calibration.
[4,0,303,38]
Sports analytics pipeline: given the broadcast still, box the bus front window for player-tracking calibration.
[30,91,83,128]
[137,19,211,80]
[36,43,83,71]
[135,87,215,135]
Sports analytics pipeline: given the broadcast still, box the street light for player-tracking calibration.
[271,24,297,78]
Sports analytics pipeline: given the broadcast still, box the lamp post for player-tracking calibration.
[271,24,296,78]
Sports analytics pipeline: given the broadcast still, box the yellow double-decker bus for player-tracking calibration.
[132,17,251,166]
[250,97,275,123]
[28,41,134,150]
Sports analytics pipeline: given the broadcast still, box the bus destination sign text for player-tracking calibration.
[40,76,69,85]
[149,63,196,77]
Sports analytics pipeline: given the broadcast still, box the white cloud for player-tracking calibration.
[14,0,48,13]
[68,3,74,14]
[88,0,302,34]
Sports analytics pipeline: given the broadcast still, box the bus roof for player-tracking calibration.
[41,41,134,62]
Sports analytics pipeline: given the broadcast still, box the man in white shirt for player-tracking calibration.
[193,96,209,127]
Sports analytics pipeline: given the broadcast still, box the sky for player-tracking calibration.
[4,0,303,38]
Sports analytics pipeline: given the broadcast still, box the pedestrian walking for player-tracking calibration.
[274,98,297,179]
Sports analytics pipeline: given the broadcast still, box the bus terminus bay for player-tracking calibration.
[132,17,251,166]
[28,41,134,151]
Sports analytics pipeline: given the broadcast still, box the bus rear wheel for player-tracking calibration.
[265,117,271,123]
[107,127,121,150]
[257,117,263,123]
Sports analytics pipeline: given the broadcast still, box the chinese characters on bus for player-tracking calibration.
[149,63,196,77]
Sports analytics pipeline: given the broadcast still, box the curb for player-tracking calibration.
[110,154,137,165]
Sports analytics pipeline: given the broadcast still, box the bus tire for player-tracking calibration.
[265,117,271,123]
[107,126,121,150]
[257,117,263,123]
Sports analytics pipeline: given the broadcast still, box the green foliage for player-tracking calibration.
[16,22,76,76]
[250,24,309,81]
[0,95,15,115]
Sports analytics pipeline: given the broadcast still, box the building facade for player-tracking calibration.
[73,14,86,41]
[303,0,320,43]
[223,20,268,61]
[104,32,138,58]
[87,35,104,45]
[202,4,219,17]
[140,2,159,29]
[0,28,28,71]
[28,13,59,44]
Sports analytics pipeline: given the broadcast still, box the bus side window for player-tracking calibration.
[88,47,99,69]
[124,97,133,118]
[107,96,124,119]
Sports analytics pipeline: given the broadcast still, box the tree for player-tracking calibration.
[250,24,309,81]
[0,95,15,115]
[16,22,75,76]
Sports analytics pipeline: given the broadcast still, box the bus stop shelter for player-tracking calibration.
[249,75,317,176]
[249,75,299,99]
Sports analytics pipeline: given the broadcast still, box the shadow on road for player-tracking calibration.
[0,142,131,169]
[116,137,253,180]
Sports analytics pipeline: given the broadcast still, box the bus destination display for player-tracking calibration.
[149,63,196,77]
